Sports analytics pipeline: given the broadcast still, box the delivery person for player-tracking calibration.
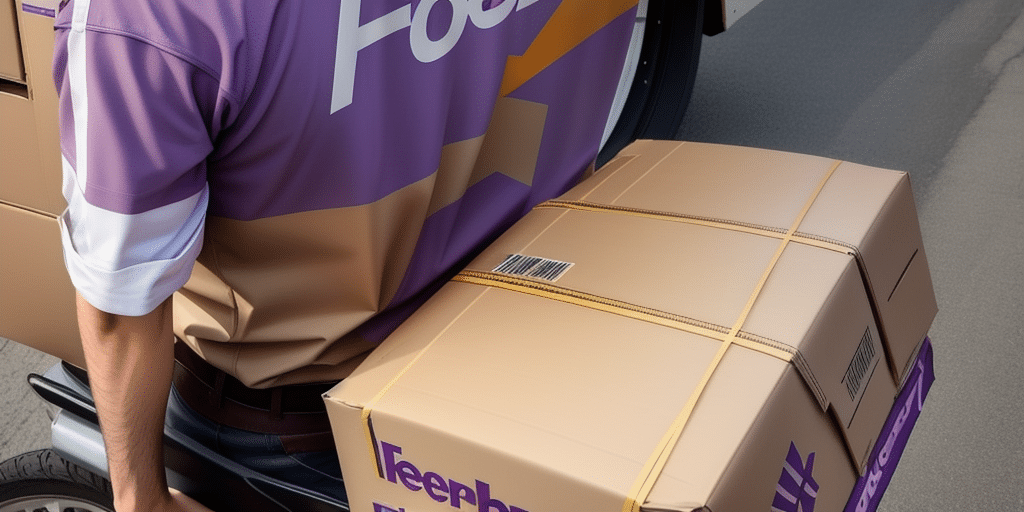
[53,0,637,510]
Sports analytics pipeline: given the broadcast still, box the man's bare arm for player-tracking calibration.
[76,293,212,512]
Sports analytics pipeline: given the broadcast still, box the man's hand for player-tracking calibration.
[75,293,214,511]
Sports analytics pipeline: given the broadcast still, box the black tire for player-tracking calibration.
[0,449,113,512]
[598,0,706,167]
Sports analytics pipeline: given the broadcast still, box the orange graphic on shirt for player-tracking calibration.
[500,0,639,97]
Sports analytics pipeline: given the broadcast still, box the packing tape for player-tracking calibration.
[537,200,858,257]
[452,271,797,364]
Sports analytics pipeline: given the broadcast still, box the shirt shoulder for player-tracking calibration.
[55,0,277,102]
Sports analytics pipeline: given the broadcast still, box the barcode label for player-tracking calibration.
[843,328,878,401]
[492,254,574,282]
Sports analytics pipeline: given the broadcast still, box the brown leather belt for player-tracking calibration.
[172,341,337,453]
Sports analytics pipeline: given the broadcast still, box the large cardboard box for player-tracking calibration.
[324,141,936,512]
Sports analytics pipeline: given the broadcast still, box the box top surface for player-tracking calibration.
[561,140,905,246]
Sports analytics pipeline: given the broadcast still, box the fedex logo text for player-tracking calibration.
[379,442,528,512]
[332,0,547,112]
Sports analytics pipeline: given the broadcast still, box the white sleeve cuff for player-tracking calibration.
[59,211,205,316]
[58,186,208,317]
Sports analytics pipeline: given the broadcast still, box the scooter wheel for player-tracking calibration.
[0,449,113,512]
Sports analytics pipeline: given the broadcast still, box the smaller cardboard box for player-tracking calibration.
[1,0,24,82]
[0,202,84,367]
[324,141,936,512]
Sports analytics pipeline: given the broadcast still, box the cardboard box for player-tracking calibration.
[324,141,936,512]
[1,0,24,82]
[0,201,84,367]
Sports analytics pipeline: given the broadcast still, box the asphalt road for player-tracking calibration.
[677,0,1024,509]
[2,0,1022,509]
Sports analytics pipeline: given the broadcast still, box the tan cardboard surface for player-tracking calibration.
[463,205,892,459]
[648,346,793,507]
[0,89,44,206]
[328,284,744,512]
[472,207,781,330]
[6,0,63,215]
[325,141,933,512]
[555,140,936,382]
[327,268,892,511]
[800,162,937,383]
[560,139,838,229]
[0,202,83,367]
[0,0,23,82]
[0,2,76,369]
[456,205,893,471]
[14,0,55,94]
[696,366,860,512]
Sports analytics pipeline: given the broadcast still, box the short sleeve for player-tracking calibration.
[54,14,220,316]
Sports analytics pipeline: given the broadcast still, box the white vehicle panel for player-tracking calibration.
[723,0,766,29]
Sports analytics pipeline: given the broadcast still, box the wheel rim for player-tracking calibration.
[0,495,112,512]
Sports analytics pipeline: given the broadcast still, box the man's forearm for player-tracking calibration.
[76,292,176,511]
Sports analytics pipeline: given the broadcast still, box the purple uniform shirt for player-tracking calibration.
[54,0,636,386]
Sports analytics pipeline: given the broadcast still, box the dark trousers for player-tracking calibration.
[168,343,346,502]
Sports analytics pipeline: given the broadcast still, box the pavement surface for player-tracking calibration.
[1,0,1022,509]
[0,336,57,462]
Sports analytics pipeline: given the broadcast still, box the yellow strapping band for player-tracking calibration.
[452,271,796,363]
[621,158,843,512]
[359,288,492,471]
[537,200,856,256]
